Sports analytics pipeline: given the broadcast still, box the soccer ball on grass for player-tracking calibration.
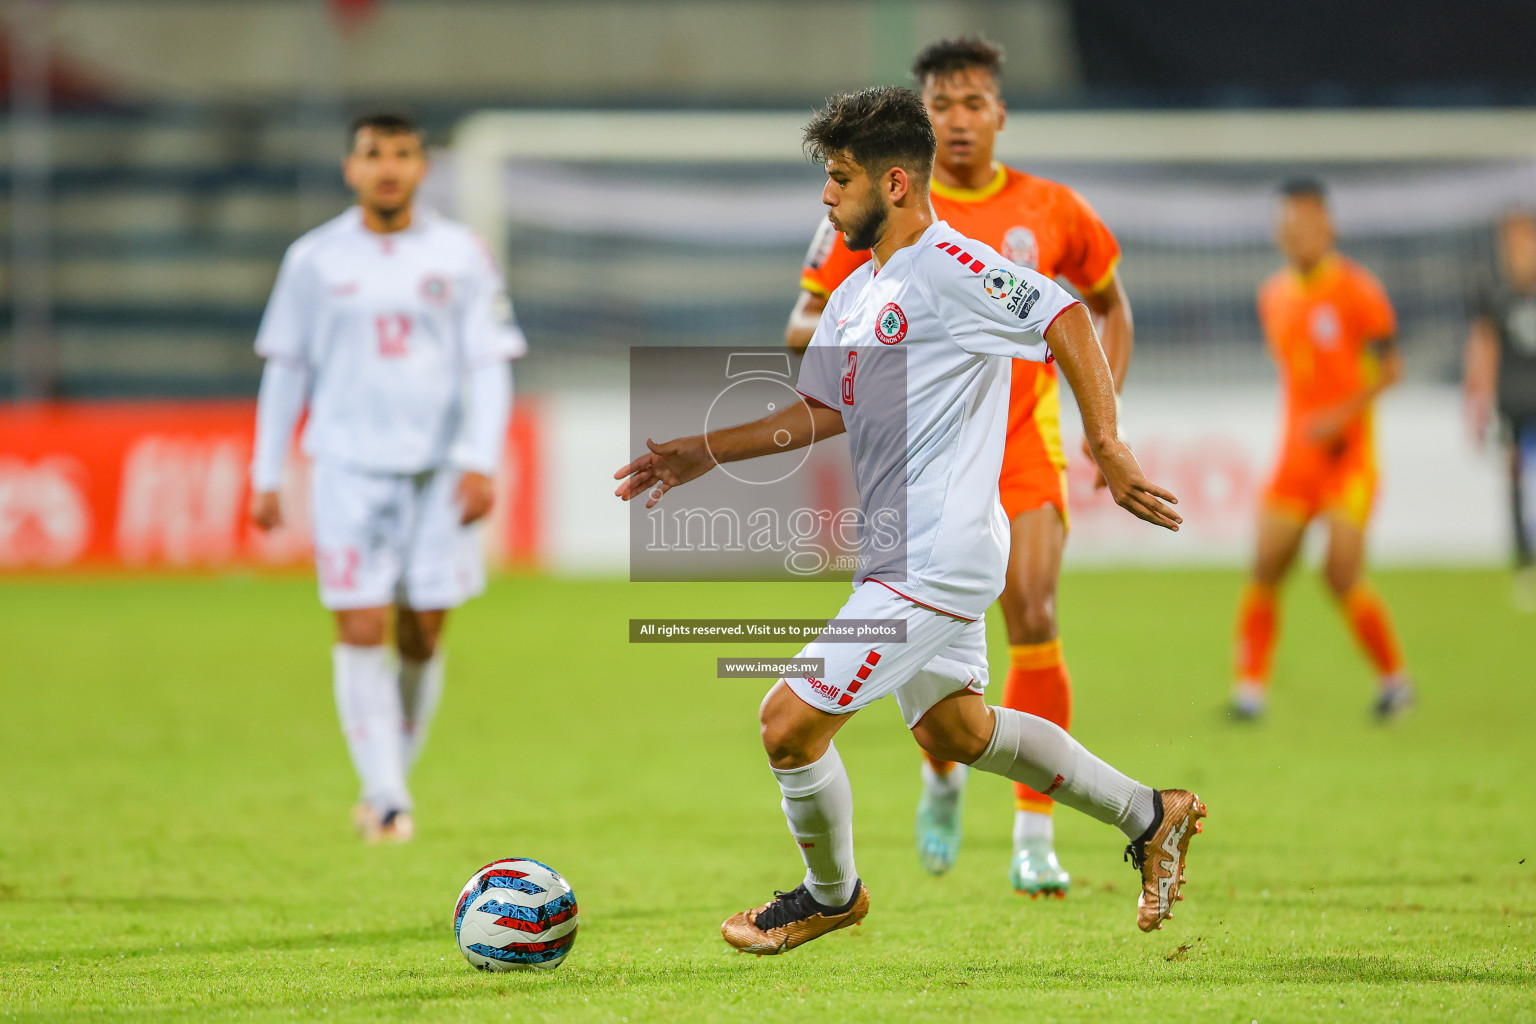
[453,858,578,971]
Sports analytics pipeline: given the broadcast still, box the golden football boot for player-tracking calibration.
[721,881,869,955]
[1124,789,1206,932]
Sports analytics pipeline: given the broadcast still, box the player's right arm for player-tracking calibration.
[613,398,846,509]
[620,282,851,508]
[785,291,828,353]
[248,244,317,531]
[787,219,870,353]
[1464,299,1501,443]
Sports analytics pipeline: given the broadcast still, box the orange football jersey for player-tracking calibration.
[798,165,1121,523]
[1257,256,1396,450]
[800,165,1120,298]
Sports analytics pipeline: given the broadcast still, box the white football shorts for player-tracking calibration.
[309,460,486,611]
[785,580,990,728]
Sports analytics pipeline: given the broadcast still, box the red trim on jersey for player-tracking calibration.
[866,651,882,665]
[871,580,978,622]
[1044,300,1083,336]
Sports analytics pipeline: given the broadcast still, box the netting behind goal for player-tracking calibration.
[436,109,1536,384]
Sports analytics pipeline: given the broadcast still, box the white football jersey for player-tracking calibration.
[255,206,527,474]
[796,220,1079,621]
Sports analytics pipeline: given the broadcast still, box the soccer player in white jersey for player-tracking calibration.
[616,88,1206,949]
[249,113,526,843]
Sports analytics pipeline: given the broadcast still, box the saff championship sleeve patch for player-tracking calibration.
[982,267,1041,322]
[982,267,1017,300]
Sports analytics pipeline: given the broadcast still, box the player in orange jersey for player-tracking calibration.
[1232,178,1414,723]
[786,37,1134,897]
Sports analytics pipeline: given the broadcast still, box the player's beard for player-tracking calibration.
[841,191,888,253]
[365,184,415,223]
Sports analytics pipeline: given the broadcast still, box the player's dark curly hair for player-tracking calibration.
[803,87,936,183]
[911,36,1004,86]
[1279,177,1327,202]
[349,111,421,145]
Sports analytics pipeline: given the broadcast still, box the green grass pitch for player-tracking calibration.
[1,569,1533,1022]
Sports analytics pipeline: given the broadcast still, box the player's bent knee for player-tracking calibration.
[335,608,388,646]
[759,681,838,770]
[395,612,445,661]
[910,719,989,765]
[1014,601,1057,644]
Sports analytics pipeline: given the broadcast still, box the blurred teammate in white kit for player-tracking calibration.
[248,112,526,842]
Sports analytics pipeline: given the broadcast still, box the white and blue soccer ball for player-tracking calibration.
[453,858,579,971]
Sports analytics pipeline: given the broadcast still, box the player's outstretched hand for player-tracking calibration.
[613,436,714,508]
[1093,440,1182,531]
[457,471,495,525]
[249,490,283,532]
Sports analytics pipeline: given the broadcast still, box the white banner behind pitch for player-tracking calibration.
[1055,384,1505,566]
[542,383,1509,574]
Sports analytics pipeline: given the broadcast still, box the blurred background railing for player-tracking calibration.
[6,0,1536,399]
[3,0,1534,571]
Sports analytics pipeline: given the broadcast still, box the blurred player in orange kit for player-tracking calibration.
[1231,179,1414,723]
[786,37,1134,897]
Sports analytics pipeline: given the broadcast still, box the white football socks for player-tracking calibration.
[970,706,1155,841]
[398,653,446,771]
[772,742,858,908]
[921,760,967,822]
[332,644,411,815]
[1014,809,1054,848]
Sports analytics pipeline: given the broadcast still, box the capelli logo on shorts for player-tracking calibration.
[806,677,842,701]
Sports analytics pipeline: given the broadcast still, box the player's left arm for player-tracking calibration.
[1077,269,1134,488]
[1304,272,1401,445]
[1303,334,1401,445]
[1080,269,1134,386]
[1045,304,1180,531]
[454,361,513,525]
[454,237,528,524]
[1060,192,1134,487]
[933,254,1178,530]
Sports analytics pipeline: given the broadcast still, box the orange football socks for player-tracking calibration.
[1234,582,1279,686]
[1341,583,1405,678]
[1001,639,1073,813]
